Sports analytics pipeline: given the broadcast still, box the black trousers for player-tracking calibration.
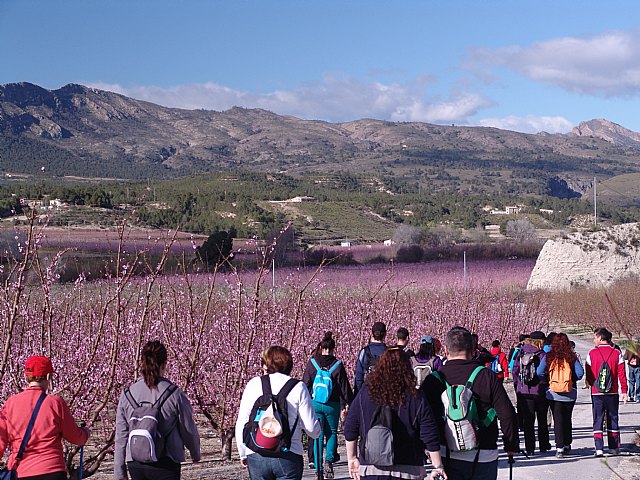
[128,457,181,480]
[517,393,550,453]
[21,473,66,480]
[549,399,576,448]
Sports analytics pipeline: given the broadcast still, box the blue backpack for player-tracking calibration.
[310,358,341,403]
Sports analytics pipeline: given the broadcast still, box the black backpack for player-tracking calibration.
[242,375,300,457]
[364,345,385,375]
[595,349,614,393]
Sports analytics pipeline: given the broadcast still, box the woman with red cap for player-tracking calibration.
[0,355,90,480]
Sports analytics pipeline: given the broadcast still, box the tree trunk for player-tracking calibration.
[221,428,234,460]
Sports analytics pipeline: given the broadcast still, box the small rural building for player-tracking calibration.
[287,196,318,203]
[340,241,352,247]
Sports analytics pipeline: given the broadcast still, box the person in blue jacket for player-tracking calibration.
[537,333,584,458]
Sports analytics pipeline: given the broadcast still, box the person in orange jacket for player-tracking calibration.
[0,356,90,480]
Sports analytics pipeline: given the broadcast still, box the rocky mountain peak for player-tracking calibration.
[572,119,640,147]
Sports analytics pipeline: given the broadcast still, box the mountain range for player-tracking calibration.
[2,82,640,198]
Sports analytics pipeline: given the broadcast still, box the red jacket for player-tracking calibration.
[0,386,88,477]
[487,347,510,379]
[585,345,628,395]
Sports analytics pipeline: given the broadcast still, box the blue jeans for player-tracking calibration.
[312,400,341,463]
[629,365,640,400]
[442,458,498,480]
[246,451,304,480]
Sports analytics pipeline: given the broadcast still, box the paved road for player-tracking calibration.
[303,334,640,480]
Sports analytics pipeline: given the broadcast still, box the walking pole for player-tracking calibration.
[79,422,86,480]
[508,454,515,480]
[315,437,323,480]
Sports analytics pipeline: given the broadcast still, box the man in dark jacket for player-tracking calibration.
[422,326,519,480]
[354,321,387,394]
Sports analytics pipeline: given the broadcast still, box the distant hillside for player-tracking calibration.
[3,82,640,199]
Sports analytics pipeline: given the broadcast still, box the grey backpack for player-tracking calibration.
[362,404,395,467]
[124,383,177,463]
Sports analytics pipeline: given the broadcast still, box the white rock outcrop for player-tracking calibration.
[527,222,640,290]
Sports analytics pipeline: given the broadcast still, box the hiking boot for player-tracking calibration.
[595,450,604,457]
[324,461,334,479]
[555,448,564,458]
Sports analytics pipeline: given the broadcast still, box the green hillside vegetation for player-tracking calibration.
[1,170,640,245]
[585,173,640,207]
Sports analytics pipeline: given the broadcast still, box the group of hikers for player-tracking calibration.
[234,322,635,480]
[0,325,636,480]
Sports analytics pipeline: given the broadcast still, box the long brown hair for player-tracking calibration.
[140,340,167,388]
[545,333,577,368]
[366,347,416,407]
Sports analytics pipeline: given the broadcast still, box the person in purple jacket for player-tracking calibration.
[512,330,551,456]
[344,347,446,480]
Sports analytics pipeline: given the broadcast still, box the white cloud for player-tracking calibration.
[475,30,640,96]
[477,115,574,134]
[87,76,492,125]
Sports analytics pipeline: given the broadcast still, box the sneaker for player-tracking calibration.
[609,448,620,456]
[324,461,334,479]
[556,448,564,458]
[563,445,571,454]
[308,462,315,470]
[595,450,604,457]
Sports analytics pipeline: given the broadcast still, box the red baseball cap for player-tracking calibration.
[25,356,54,376]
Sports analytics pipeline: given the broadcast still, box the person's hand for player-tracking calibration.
[340,407,348,422]
[429,466,447,479]
[240,458,248,468]
[348,457,360,480]
[622,393,628,405]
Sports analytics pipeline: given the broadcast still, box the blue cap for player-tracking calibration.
[421,335,433,344]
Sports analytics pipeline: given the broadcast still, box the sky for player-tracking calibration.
[2,1,640,134]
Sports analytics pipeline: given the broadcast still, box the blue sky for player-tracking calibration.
[2,1,640,133]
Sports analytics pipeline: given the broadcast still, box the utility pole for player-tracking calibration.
[463,250,467,292]
[593,176,597,226]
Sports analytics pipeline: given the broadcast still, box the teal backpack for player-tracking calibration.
[432,366,496,452]
[310,358,341,403]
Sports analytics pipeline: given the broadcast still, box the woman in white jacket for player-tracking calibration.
[235,346,321,480]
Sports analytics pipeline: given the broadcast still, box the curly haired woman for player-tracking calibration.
[343,347,446,480]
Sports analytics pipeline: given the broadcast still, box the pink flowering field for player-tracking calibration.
[0,222,549,475]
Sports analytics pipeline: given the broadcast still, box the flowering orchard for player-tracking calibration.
[0,220,549,477]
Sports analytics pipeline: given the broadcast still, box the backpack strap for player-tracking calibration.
[364,345,374,367]
[153,383,178,409]
[276,378,300,435]
[327,359,342,374]
[310,358,321,372]
[124,387,139,409]
[16,391,47,462]
[466,366,497,427]
[260,374,273,398]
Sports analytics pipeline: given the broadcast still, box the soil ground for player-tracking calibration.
[89,332,640,480]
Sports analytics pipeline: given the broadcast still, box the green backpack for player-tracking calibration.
[432,366,496,452]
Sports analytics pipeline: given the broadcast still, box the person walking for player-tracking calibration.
[354,322,387,395]
[236,345,321,480]
[345,347,447,480]
[487,340,509,382]
[623,340,640,402]
[396,327,415,357]
[585,328,629,456]
[422,327,519,480]
[511,330,551,456]
[115,341,201,480]
[0,355,90,480]
[536,333,584,458]
[410,335,443,388]
[302,331,354,478]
